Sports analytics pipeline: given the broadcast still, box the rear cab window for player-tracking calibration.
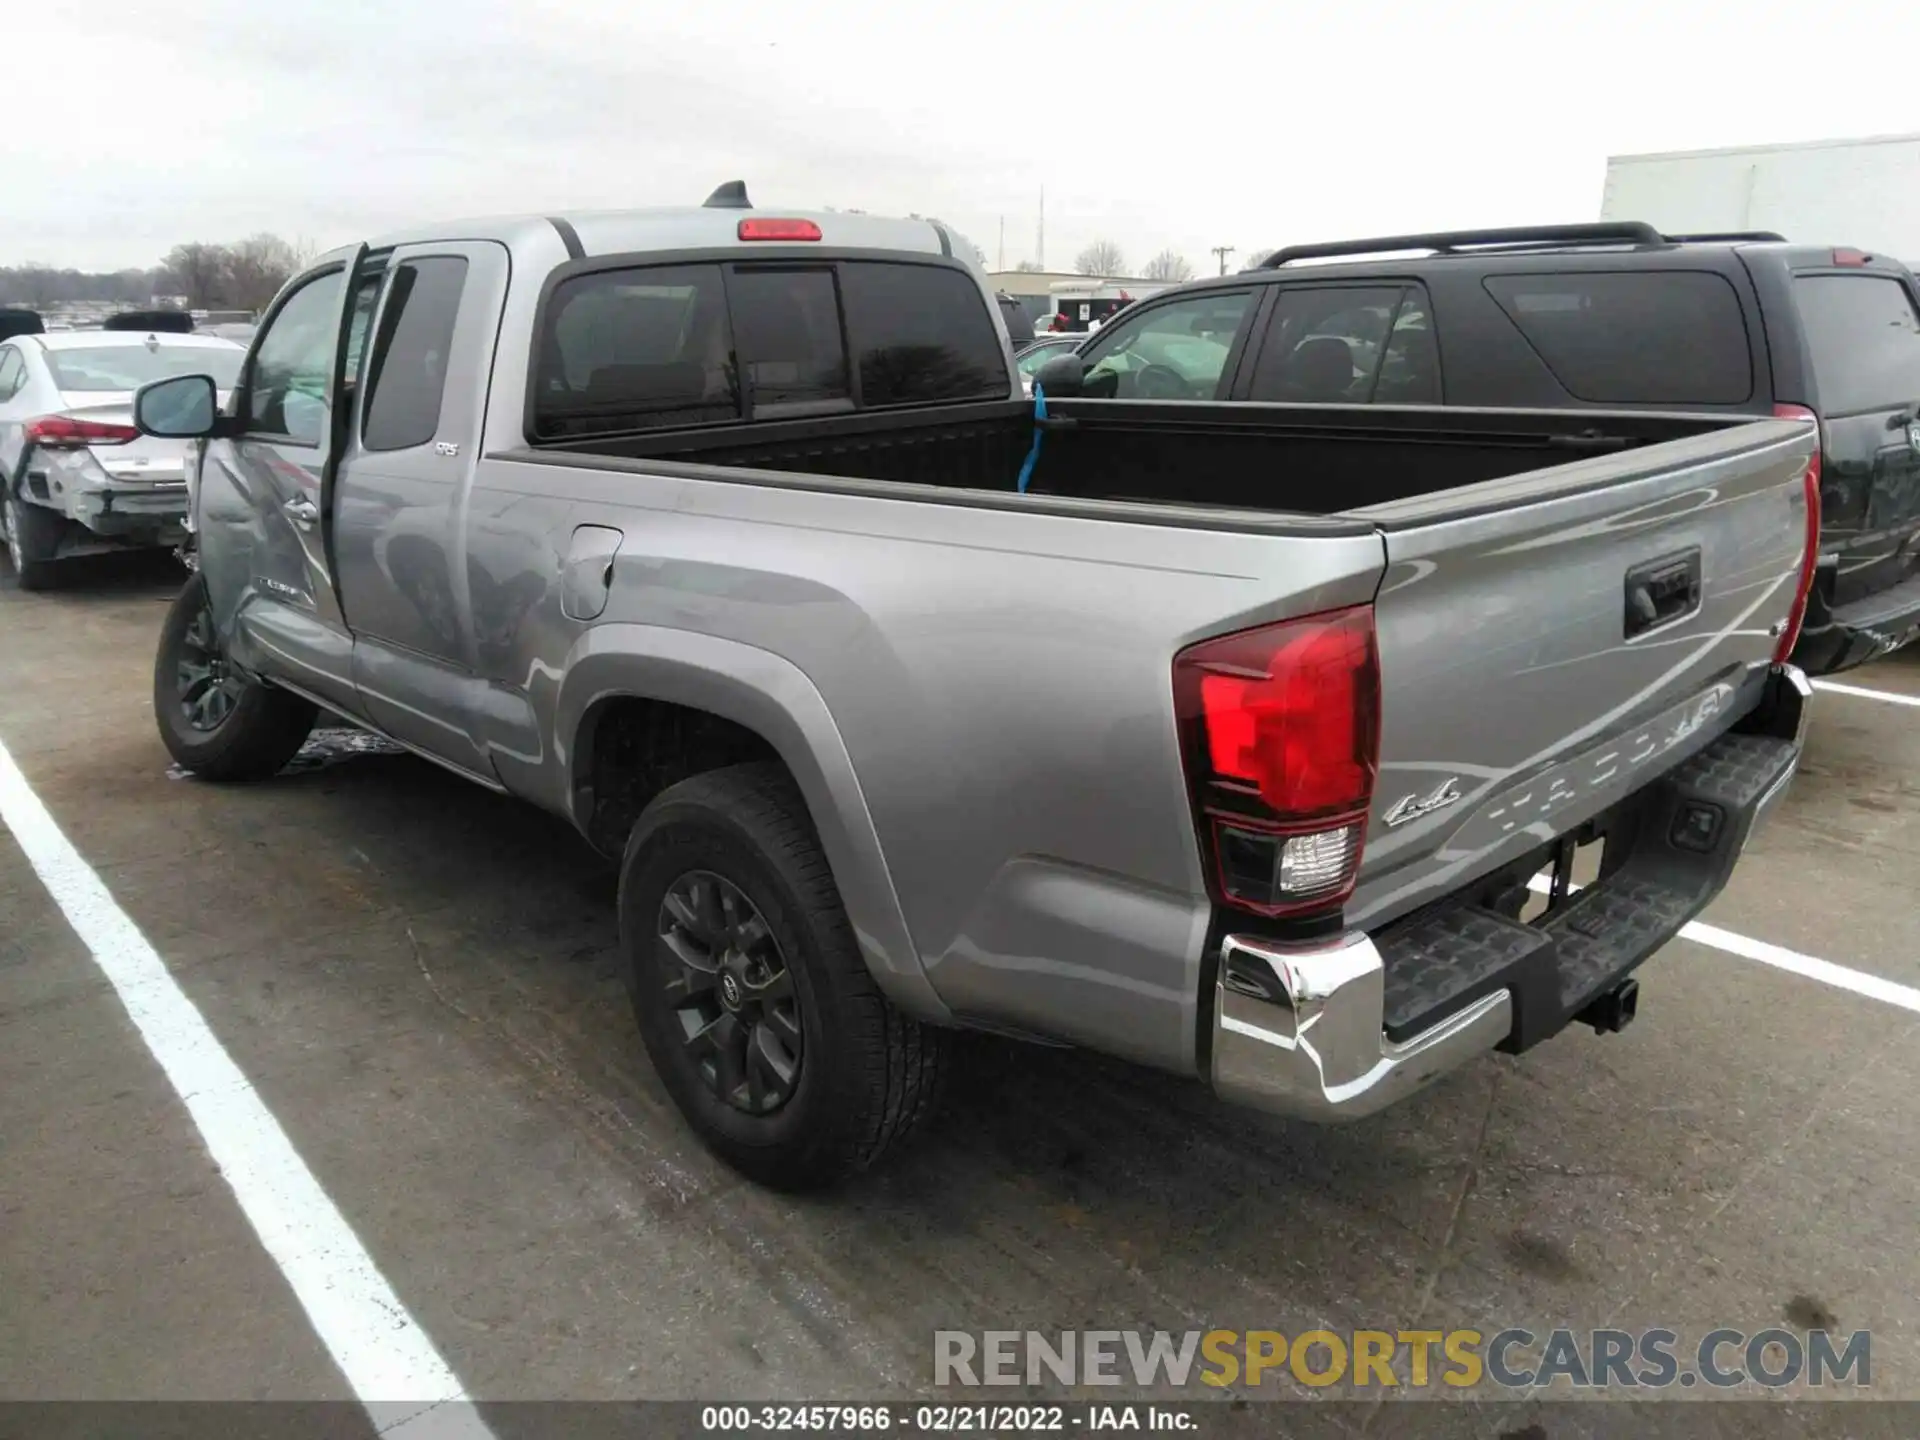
[1482,270,1755,405]
[529,257,1007,442]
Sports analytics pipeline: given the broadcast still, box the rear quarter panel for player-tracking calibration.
[468,455,1384,1072]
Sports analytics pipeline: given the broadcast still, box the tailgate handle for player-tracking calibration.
[1624,548,1701,638]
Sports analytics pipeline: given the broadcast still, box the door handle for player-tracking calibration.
[283,496,319,529]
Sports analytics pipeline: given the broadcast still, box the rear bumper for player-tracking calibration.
[1210,664,1810,1123]
[29,482,190,546]
[1791,566,1920,675]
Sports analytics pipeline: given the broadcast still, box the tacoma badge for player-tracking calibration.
[1383,775,1464,827]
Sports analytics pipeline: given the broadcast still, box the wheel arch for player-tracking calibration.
[553,625,949,1024]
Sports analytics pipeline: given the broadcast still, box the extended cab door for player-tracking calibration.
[200,250,378,716]
[330,241,510,780]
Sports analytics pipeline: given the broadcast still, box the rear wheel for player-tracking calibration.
[153,574,318,780]
[3,491,63,591]
[619,763,949,1190]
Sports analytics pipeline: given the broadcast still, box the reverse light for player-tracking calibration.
[738,218,822,242]
[1771,404,1824,664]
[23,414,139,448]
[1173,606,1382,917]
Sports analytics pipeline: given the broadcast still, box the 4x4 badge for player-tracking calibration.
[1384,776,1463,827]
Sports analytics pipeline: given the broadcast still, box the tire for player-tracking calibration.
[3,491,64,591]
[619,762,949,1190]
[153,574,318,780]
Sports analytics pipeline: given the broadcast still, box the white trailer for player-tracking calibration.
[1600,133,1920,261]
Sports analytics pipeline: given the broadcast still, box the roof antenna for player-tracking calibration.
[704,180,751,210]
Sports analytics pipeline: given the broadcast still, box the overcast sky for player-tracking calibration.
[6,0,1917,275]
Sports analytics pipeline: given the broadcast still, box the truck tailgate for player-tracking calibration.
[1344,417,1817,930]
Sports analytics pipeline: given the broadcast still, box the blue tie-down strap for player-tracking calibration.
[1016,385,1047,494]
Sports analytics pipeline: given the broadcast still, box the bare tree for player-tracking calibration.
[1143,249,1194,282]
[225,233,304,312]
[1074,240,1126,277]
[160,243,233,309]
[1013,259,1046,273]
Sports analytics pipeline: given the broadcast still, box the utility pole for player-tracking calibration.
[997,216,1005,272]
[1211,244,1236,275]
[1037,187,1046,271]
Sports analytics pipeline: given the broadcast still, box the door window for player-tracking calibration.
[1079,292,1253,400]
[0,347,24,402]
[240,270,347,444]
[1247,287,1406,403]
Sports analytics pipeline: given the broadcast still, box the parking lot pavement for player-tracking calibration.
[2,556,1918,1415]
[0,804,350,1401]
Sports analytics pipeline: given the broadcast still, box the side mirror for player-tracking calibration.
[1034,353,1087,398]
[134,374,219,439]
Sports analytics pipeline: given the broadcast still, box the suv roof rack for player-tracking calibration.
[1663,230,1787,243]
[1257,222,1665,268]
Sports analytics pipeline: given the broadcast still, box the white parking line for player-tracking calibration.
[1527,875,1920,1015]
[1814,679,1920,709]
[0,738,496,1437]
[1681,916,1920,1014]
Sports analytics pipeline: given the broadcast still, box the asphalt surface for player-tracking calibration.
[3,551,1918,1428]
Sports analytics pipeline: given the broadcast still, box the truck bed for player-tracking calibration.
[531,398,1745,516]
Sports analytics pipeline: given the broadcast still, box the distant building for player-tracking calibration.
[987,271,1176,331]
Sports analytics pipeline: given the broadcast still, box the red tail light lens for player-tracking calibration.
[1174,606,1381,917]
[1831,247,1871,266]
[738,218,822,242]
[23,414,139,447]
[1770,404,1824,664]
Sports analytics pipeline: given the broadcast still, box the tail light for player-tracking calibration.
[1771,404,1824,664]
[738,218,822,242]
[1173,605,1381,917]
[24,414,138,448]
[1831,247,1871,266]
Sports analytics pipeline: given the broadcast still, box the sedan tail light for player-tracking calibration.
[24,415,139,448]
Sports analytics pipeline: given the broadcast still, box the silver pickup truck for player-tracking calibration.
[132,191,1820,1190]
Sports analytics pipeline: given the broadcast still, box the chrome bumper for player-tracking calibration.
[1211,664,1811,1124]
[1212,931,1512,1122]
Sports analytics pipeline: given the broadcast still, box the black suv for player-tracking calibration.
[1045,222,1920,675]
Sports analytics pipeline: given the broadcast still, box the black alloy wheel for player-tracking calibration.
[174,595,247,732]
[657,869,804,1115]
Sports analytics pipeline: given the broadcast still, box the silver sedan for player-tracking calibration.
[0,326,244,588]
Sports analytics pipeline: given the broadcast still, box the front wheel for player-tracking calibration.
[153,574,317,780]
[619,763,949,1190]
